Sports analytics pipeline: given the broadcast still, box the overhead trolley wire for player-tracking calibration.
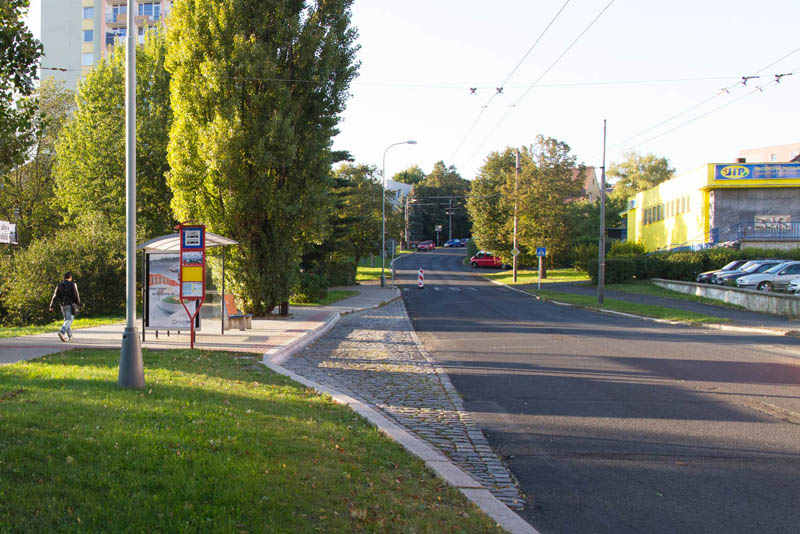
[468,0,616,162]
[610,45,800,150]
[448,0,572,162]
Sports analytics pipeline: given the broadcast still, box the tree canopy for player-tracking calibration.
[166,0,359,314]
[608,151,674,201]
[407,161,471,242]
[54,30,175,240]
[0,0,41,174]
[392,164,425,186]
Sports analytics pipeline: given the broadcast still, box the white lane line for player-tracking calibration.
[450,287,460,291]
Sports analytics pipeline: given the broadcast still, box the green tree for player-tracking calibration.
[408,161,471,242]
[0,78,74,247]
[467,148,515,256]
[517,136,583,268]
[608,151,674,201]
[392,164,425,186]
[54,30,174,241]
[166,0,359,315]
[0,0,41,175]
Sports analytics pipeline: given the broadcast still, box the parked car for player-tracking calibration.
[417,240,435,251]
[736,261,800,291]
[711,260,786,286]
[695,259,749,284]
[787,278,800,294]
[443,239,460,247]
[470,251,506,268]
[456,238,467,247]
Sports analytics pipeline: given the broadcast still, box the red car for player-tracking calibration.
[417,240,435,251]
[470,251,504,268]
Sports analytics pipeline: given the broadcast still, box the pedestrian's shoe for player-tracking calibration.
[58,332,66,342]
[68,334,73,341]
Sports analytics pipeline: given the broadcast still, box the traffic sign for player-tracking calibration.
[511,247,520,257]
[536,247,547,257]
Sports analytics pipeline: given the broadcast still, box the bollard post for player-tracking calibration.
[418,268,424,289]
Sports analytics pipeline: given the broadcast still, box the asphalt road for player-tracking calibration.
[396,248,800,534]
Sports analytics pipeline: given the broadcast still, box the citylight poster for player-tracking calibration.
[146,254,197,329]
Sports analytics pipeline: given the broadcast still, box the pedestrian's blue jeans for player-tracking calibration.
[60,305,73,337]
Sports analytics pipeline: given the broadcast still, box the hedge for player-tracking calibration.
[587,246,800,285]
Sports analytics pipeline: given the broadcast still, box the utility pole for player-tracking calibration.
[513,150,520,283]
[404,195,410,249]
[598,120,607,304]
[448,198,453,241]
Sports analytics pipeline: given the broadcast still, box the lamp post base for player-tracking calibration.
[380,274,386,287]
[119,326,145,389]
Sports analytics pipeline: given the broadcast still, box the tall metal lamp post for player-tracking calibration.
[381,140,417,287]
[119,0,145,389]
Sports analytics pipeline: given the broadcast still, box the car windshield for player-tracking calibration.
[721,261,743,271]
[763,262,791,274]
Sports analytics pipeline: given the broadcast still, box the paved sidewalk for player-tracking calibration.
[518,281,800,334]
[0,282,399,365]
[282,299,526,510]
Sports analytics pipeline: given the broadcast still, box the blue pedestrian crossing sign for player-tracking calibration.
[536,247,547,257]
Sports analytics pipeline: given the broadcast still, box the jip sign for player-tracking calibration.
[179,223,206,347]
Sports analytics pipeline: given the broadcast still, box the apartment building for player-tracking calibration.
[39,0,171,89]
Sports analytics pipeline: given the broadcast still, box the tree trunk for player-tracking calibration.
[279,301,289,316]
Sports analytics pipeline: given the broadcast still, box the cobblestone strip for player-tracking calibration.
[283,299,525,509]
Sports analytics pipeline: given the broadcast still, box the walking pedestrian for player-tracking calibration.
[49,272,81,342]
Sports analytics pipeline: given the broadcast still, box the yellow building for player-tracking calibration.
[623,162,800,251]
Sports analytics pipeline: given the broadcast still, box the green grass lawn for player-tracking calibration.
[290,290,360,307]
[0,315,125,339]
[483,267,590,285]
[606,280,749,311]
[0,348,504,533]
[356,265,393,282]
[529,288,728,323]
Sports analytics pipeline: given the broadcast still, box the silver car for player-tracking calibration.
[787,278,800,294]
[736,261,800,292]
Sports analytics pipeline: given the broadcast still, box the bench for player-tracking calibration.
[223,294,253,331]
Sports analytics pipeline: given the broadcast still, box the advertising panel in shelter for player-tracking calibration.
[146,254,196,329]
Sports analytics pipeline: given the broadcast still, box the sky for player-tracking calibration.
[24,0,800,181]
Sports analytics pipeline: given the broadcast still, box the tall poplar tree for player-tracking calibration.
[166,0,359,314]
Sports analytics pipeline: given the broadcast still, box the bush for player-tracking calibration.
[322,260,357,287]
[0,219,126,325]
[573,243,598,272]
[290,271,328,303]
[588,257,638,284]
[608,241,645,258]
[465,238,478,258]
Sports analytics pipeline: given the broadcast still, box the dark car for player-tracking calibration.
[417,240,435,251]
[695,259,748,283]
[711,260,786,286]
[443,239,460,248]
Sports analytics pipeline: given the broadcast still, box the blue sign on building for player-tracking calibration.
[714,163,800,181]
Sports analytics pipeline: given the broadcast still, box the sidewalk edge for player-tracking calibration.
[486,278,796,337]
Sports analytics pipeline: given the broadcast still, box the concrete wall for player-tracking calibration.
[710,188,800,230]
[652,278,800,317]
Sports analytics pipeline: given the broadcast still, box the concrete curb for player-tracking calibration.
[487,278,796,337]
[262,290,540,534]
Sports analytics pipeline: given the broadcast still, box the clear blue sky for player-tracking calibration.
[26,0,800,181]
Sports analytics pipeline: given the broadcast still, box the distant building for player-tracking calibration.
[566,167,602,202]
[622,162,800,252]
[39,0,171,89]
[738,142,800,164]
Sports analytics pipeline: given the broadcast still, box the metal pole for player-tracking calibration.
[448,198,453,241]
[119,0,145,389]
[221,246,225,335]
[598,119,607,305]
[513,150,520,283]
[381,140,416,287]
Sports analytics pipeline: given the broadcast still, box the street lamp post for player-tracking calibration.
[381,140,417,287]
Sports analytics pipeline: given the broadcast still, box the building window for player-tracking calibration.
[138,2,161,19]
[82,6,94,19]
[770,153,777,162]
[106,27,127,46]
[81,53,94,66]
[83,29,93,42]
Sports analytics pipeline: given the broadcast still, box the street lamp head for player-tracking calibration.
[407,140,417,145]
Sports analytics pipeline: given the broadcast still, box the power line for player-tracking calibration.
[468,0,615,161]
[610,45,800,150]
[448,0,572,162]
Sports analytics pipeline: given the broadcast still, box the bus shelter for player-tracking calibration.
[137,231,238,342]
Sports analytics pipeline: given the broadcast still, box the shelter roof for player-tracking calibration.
[137,232,238,253]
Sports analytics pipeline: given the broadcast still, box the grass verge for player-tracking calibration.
[0,315,125,339]
[483,267,590,285]
[529,288,728,323]
[0,348,504,533]
[606,280,749,311]
[356,265,392,282]
[290,290,360,307]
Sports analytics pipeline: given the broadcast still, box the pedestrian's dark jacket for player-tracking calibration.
[50,280,81,308]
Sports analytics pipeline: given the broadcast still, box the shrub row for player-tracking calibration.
[586,246,800,285]
[291,260,357,303]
